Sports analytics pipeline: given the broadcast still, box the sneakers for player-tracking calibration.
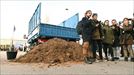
[114,57,119,60]
[112,57,119,61]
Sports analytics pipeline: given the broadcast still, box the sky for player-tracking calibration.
[0,0,134,40]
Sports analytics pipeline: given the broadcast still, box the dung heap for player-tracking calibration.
[16,38,83,64]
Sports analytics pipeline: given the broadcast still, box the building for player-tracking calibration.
[0,39,27,51]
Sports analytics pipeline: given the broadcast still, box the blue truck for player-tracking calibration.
[28,3,80,45]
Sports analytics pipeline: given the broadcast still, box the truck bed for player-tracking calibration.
[28,23,80,43]
[27,3,80,44]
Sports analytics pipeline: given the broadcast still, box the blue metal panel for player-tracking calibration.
[39,23,80,40]
[28,3,80,43]
[58,13,79,28]
[28,3,41,35]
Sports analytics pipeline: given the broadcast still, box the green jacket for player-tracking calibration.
[91,20,104,40]
[102,25,114,45]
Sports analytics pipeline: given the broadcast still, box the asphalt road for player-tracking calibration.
[0,51,134,75]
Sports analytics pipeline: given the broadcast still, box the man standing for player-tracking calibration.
[77,10,95,64]
[91,13,104,61]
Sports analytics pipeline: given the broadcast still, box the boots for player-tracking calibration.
[84,57,92,64]
[88,57,95,62]
[124,57,128,61]
[130,58,134,62]
[111,57,115,61]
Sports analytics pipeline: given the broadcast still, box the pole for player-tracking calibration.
[11,26,15,51]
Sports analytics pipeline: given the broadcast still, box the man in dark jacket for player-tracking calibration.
[91,13,104,61]
[111,19,120,60]
[78,10,95,64]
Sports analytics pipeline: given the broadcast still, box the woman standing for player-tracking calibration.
[111,19,120,60]
[120,18,134,62]
[102,20,115,61]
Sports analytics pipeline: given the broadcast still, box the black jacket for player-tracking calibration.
[81,17,95,42]
[111,25,120,46]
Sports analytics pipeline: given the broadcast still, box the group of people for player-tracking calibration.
[76,10,134,64]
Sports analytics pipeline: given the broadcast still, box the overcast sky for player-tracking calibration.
[0,0,133,40]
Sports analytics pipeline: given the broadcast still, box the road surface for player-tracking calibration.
[0,51,134,75]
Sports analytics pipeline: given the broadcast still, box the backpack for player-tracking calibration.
[76,21,83,35]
